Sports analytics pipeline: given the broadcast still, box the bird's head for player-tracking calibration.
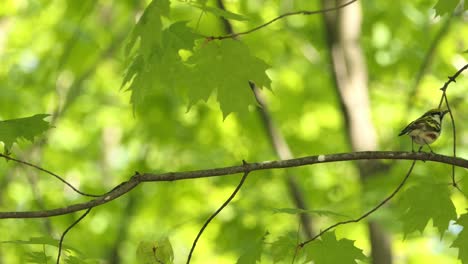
[423,108,449,121]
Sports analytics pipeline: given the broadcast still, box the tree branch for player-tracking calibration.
[207,0,358,40]
[438,63,468,107]
[0,153,102,197]
[0,151,467,219]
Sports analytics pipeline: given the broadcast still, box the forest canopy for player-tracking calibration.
[0,0,467,263]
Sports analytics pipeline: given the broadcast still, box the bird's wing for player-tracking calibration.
[399,121,414,136]
[398,119,427,136]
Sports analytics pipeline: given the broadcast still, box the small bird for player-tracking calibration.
[398,108,449,152]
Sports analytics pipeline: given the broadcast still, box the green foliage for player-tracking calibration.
[398,181,457,237]
[2,236,91,263]
[235,232,267,264]
[433,0,464,16]
[64,255,98,264]
[2,236,74,250]
[26,251,52,264]
[271,207,349,218]
[187,39,271,118]
[123,0,269,119]
[124,0,170,57]
[269,233,298,263]
[122,20,200,113]
[188,2,249,21]
[304,232,367,264]
[451,213,468,264]
[1,0,468,263]
[136,238,174,264]
[0,114,51,154]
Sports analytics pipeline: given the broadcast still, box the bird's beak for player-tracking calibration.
[441,110,450,117]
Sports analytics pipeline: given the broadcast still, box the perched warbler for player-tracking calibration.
[398,108,449,152]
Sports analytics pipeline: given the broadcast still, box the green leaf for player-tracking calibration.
[0,114,51,154]
[451,213,468,264]
[270,233,298,263]
[1,236,79,253]
[188,2,248,21]
[123,23,268,120]
[236,232,268,264]
[64,255,98,264]
[271,207,349,218]
[125,0,171,58]
[187,39,271,119]
[122,21,199,115]
[433,0,461,17]
[136,238,174,264]
[162,21,200,52]
[26,251,52,264]
[398,182,457,237]
[305,232,367,264]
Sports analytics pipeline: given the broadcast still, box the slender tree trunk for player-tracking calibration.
[321,1,393,263]
[252,84,315,239]
[217,0,315,239]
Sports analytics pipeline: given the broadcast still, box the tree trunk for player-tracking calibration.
[321,1,393,263]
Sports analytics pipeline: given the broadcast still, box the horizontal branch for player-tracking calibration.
[1,151,466,219]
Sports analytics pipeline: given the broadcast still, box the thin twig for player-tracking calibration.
[186,161,250,264]
[56,207,92,264]
[291,221,302,264]
[437,64,467,191]
[438,63,468,108]
[206,0,358,40]
[442,94,457,187]
[298,158,417,248]
[1,151,468,219]
[0,154,102,197]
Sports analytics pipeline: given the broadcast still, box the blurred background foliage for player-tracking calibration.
[0,0,467,263]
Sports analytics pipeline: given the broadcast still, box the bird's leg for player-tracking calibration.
[423,139,434,153]
[418,145,429,162]
[427,144,434,153]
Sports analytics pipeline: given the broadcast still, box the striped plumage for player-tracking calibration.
[399,109,449,151]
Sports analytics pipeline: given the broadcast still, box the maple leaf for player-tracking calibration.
[0,114,51,154]
[270,233,298,263]
[162,21,200,52]
[451,213,468,264]
[122,22,199,114]
[305,232,367,264]
[235,232,268,264]
[398,182,456,238]
[187,39,271,119]
[125,0,170,58]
